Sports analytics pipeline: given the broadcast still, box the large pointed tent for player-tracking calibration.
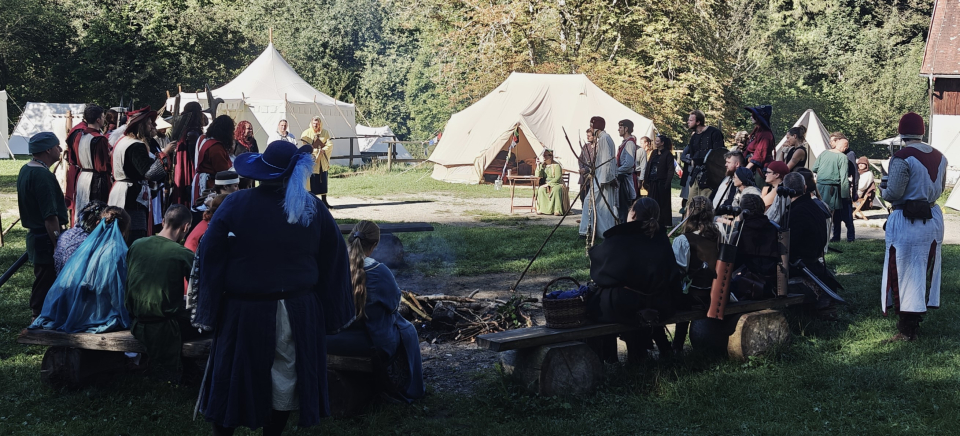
[428,73,656,187]
[774,109,831,169]
[165,43,356,164]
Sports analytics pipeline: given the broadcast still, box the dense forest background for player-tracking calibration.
[0,0,933,157]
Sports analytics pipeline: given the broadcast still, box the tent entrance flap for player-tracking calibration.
[480,128,538,183]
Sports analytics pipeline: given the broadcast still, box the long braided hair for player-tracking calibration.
[347,220,381,319]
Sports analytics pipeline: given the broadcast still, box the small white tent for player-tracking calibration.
[774,109,831,169]
[428,73,656,187]
[8,102,85,155]
[356,124,412,159]
[165,43,356,164]
[0,91,9,158]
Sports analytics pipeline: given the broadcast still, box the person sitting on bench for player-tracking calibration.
[29,207,131,333]
[670,195,721,354]
[125,204,201,383]
[853,157,875,219]
[586,198,683,363]
[326,220,425,401]
[53,200,107,273]
[731,194,779,300]
[785,173,843,315]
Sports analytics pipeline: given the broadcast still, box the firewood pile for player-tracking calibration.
[400,291,539,343]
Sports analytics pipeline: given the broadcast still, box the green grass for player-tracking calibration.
[4,162,960,434]
[328,165,513,199]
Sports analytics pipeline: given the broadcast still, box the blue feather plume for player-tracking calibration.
[283,153,317,226]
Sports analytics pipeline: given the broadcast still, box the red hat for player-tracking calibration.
[897,112,924,139]
[126,106,158,130]
[766,161,790,178]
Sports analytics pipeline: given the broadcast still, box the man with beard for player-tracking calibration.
[578,117,618,240]
[65,105,112,225]
[683,110,726,202]
[712,150,744,210]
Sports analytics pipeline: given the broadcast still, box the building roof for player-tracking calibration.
[921,0,960,77]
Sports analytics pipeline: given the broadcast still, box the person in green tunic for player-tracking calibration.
[17,132,69,318]
[535,149,568,215]
[125,204,198,382]
[811,146,850,213]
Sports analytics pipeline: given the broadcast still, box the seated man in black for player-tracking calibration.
[586,198,683,363]
[785,173,843,313]
[731,194,780,300]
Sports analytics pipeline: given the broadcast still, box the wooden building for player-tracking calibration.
[921,0,960,165]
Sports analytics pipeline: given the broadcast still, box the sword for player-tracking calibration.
[790,259,846,303]
[0,253,29,289]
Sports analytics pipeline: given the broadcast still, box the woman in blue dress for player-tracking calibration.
[327,220,425,402]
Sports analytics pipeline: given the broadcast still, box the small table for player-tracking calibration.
[508,175,540,214]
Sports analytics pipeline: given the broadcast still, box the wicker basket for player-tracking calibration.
[541,277,589,329]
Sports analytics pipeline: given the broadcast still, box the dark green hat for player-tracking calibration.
[28,132,59,154]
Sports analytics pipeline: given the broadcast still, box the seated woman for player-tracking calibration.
[853,156,875,219]
[326,220,425,401]
[53,200,107,273]
[670,196,720,354]
[30,207,132,333]
[761,161,790,224]
[732,194,780,300]
[586,198,683,363]
[535,149,568,215]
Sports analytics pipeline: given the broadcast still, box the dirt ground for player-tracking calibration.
[329,190,960,394]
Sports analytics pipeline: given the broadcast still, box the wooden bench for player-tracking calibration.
[17,329,376,415]
[476,294,806,396]
[337,222,434,268]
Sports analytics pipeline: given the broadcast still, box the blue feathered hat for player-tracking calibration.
[234,140,317,226]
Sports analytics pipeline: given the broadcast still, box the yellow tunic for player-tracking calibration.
[300,127,333,173]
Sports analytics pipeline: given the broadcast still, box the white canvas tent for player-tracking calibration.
[428,73,656,187]
[0,91,9,158]
[8,102,85,156]
[165,43,357,164]
[356,124,412,159]
[774,109,831,169]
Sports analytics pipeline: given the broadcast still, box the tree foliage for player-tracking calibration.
[0,0,936,156]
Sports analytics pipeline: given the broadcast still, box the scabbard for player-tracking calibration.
[707,243,737,319]
[777,229,790,297]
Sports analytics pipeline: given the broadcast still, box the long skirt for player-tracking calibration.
[882,207,943,314]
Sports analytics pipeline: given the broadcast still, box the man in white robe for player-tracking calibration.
[880,112,947,342]
[579,117,618,241]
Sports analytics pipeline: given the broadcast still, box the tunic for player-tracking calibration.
[172,129,202,206]
[17,164,69,264]
[326,257,425,401]
[125,236,195,380]
[535,163,568,215]
[192,136,233,207]
[881,143,946,315]
[66,123,112,223]
[193,184,354,429]
[301,128,334,173]
[811,150,850,211]
[109,136,163,234]
[643,148,675,229]
[579,130,618,238]
[745,129,774,174]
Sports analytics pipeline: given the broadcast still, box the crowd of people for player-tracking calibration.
[16,107,424,435]
[573,110,945,361]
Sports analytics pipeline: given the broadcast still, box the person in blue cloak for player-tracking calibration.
[326,220,425,402]
[192,140,355,436]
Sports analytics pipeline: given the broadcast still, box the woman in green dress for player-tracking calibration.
[535,149,568,215]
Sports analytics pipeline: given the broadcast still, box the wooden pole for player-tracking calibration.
[387,142,394,171]
[349,137,354,167]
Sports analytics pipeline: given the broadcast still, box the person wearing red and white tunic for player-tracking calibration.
[65,105,112,225]
[191,115,234,209]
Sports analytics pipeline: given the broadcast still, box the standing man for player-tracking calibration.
[301,116,334,209]
[270,119,297,144]
[635,136,650,196]
[17,132,68,318]
[65,105,112,225]
[125,204,198,383]
[683,110,726,201]
[578,117,618,240]
[829,134,858,242]
[811,138,850,242]
[616,120,638,223]
[880,112,947,342]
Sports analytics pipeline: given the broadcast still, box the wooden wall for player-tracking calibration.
[933,78,960,116]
